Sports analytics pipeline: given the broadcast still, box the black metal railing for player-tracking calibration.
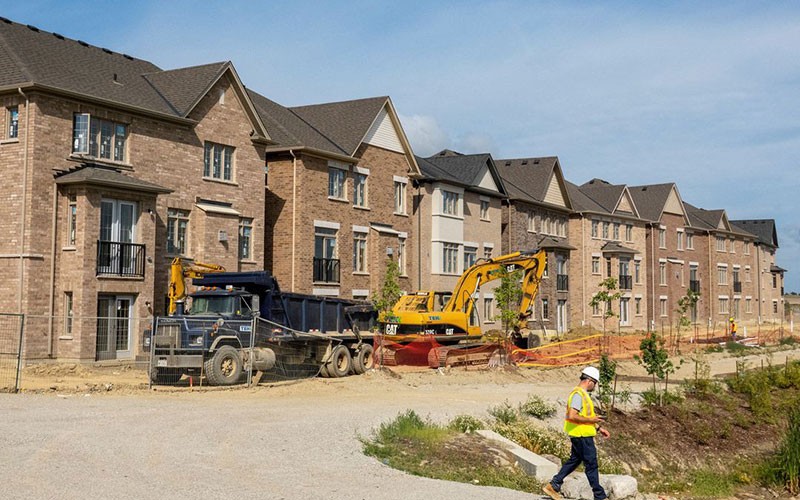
[733,281,742,293]
[556,274,569,291]
[690,280,701,293]
[313,257,340,283]
[618,275,633,290]
[96,240,145,277]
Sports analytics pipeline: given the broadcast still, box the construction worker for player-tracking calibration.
[543,366,609,500]
[729,317,738,341]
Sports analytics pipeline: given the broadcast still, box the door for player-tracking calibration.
[99,200,137,274]
[96,295,134,360]
[619,297,630,326]
[556,300,567,334]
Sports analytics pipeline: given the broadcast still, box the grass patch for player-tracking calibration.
[687,469,738,497]
[362,410,542,493]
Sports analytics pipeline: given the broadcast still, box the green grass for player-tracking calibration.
[687,469,737,497]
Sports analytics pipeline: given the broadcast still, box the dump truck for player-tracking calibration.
[147,271,377,385]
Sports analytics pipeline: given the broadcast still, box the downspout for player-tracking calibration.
[47,183,57,357]
[416,184,421,289]
[707,230,712,323]
[650,223,656,328]
[581,214,586,325]
[17,88,30,313]
[290,149,296,292]
[756,244,762,322]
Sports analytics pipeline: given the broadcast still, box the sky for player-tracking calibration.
[5,1,800,290]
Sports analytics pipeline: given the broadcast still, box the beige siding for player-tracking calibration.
[363,105,404,153]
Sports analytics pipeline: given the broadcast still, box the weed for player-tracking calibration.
[688,469,736,497]
[518,394,557,420]
[448,414,484,433]
[760,402,800,494]
[779,336,798,347]
[488,400,518,424]
[492,419,569,460]
[641,387,683,407]
[725,341,749,356]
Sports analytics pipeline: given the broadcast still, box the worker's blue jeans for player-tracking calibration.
[550,436,607,500]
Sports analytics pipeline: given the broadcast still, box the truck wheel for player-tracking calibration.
[326,344,352,378]
[150,367,182,385]
[204,345,243,386]
[352,344,375,374]
[318,362,331,378]
[527,333,542,349]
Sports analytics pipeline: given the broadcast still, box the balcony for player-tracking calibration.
[733,281,742,293]
[690,280,701,293]
[618,275,633,290]
[313,257,340,283]
[96,240,145,277]
[556,274,569,291]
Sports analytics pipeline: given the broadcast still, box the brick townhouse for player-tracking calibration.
[566,179,649,332]
[730,219,785,325]
[497,156,575,336]
[249,92,420,300]
[413,150,506,332]
[0,20,271,362]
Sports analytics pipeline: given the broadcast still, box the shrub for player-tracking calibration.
[488,401,518,424]
[492,419,569,460]
[759,403,800,494]
[448,414,484,433]
[519,394,557,420]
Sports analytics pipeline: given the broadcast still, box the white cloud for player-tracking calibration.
[398,114,451,157]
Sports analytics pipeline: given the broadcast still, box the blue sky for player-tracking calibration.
[6,1,800,290]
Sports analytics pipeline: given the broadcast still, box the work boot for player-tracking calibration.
[542,482,562,500]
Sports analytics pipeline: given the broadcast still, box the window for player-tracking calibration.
[745,298,752,313]
[745,266,751,282]
[442,190,460,216]
[315,227,337,260]
[464,246,477,270]
[744,241,750,255]
[625,224,633,242]
[677,231,684,250]
[398,237,406,276]
[660,298,668,317]
[442,243,459,274]
[67,195,77,246]
[314,226,339,283]
[687,233,694,249]
[238,218,253,260]
[7,106,18,139]
[634,260,641,284]
[716,236,726,252]
[353,173,367,207]
[167,209,189,255]
[732,267,740,284]
[484,246,492,259]
[733,298,740,317]
[659,262,666,285]
[480,199,490,220]
[719,297,729,314]
[484,298,494,323]
[606,257,612,278]
[63,292,73,337]
[774,301,779,314]
[718,265,728,285]
[619,298,629,325]
[394,180,407,214]
[591,256,600,275]
[602,222,609,239]
[527,211,536,232]
[729,239,736,253]
[541,298,549,320]
[72,113,127,162]
[328,167,346,199]
[591,220,598,238]
[613,223,620,241]
[543,215,551,235]
[558,218,567,237]
[203,141,234,181]
[592,302,601,316]
[635,297,641,315]
[658,228,666,249]
[353,232,367,273]
[773,274,778,289]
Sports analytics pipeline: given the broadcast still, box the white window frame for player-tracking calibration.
[442,190,460,216]
[658,227,666,249]
[484,297,495,323]
[442,242,459,274]
[687,233,694,250]
[67,195,77,247]
[660,297,668,317]
[659,261,667,285]
[353,171,368,208]
[591,256,600,275]
[73,113,128,162]
[7,106,19,139]
[63,291,74,337]
[463,246,477,271]
[591,220,598,238]
[625,224,633,242]
[398,236,407,276]
[238,217,253,261]
[353,231,368,273]
[718,265,728,285]
[479,198,490,221]
[328,167,347,200]
[718,296,729,314]
[393,177,407,215]
[677,230,684,251]
[167,208,190,255]
[527,210,536,232]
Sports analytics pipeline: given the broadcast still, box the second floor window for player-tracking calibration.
[394,180,407,214]
[677,231,684,250]
[72,113,127,162]
[353,232,367,273]
[67,195,77,246]
[718,265,728,285]
[328,167,346,199]
[592,256,600,274]
[634,260,641,283]
[602,222,609,239]
[464,246,477,270]
[591,220,598,238]
[167,209,189,255]
[716,236,726,252]
[613,223,620,241]
[204,142,234,181]
[398,237,406,276]
[480,200,490,220]
[239,218,253,260]
[442,243,459,274]
[7,106,18,139]
[659,262,667,285]
[63,292,73,336]
[658,228,666,248]
[687,233,694,249]
[442,190,460,216]
[353,173,367,207]
[527,211,536,232]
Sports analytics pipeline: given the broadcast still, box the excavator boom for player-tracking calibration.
[168,257,225,315]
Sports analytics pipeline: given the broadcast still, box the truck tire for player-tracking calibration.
[204,345,243,386]
[352,344,374,374]
[326,344,351,378]
[318,362,330,378]
[527,333,542,349]
[150,367,182,385]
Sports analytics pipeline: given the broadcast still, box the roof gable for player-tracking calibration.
[663,187,685,216]
[616,190,635,213]
[629,183,689,224]
[290,96,388,156]
[731,219,779,247]
[363,105,403,153]
[419,152,505,196]
[543,171,567,208]
[476,165,500,192]
[496,157,571,210]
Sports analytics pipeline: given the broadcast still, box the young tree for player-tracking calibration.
[372,259,402,325]
[633,332,682,405]
[589,277,622,337]
[675,288,700,350]
[494,266,523,364]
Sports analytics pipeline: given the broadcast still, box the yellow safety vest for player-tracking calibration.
[563,386,597,437]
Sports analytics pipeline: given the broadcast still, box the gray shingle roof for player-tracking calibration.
[143,62,229,117]
[628,183,676,222]
[565,181,606,213]
[417,151,506,196]
[54,164,172,194]
[579,179,626,213]
[495,157,560,205]
[601,241,639,254]
[730,219,779,248]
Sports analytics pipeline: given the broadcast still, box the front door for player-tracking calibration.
[96,295,134,360]
[557,299,567,333]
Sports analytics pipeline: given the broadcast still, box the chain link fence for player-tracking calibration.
[0,313,24,392]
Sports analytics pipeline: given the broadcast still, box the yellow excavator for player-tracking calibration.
[381,249,547,342]
[168,257,226,315]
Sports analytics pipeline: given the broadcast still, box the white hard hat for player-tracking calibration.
[581,366,600,383]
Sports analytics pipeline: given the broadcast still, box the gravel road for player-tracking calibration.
[2,347,797,500]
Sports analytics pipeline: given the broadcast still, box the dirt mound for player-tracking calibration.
[24,363,92,377]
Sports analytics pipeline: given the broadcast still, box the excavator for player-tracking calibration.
[168,257,226,315]
[379,249,547,366]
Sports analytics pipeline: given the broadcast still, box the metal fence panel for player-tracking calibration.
[0,314,24,392]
